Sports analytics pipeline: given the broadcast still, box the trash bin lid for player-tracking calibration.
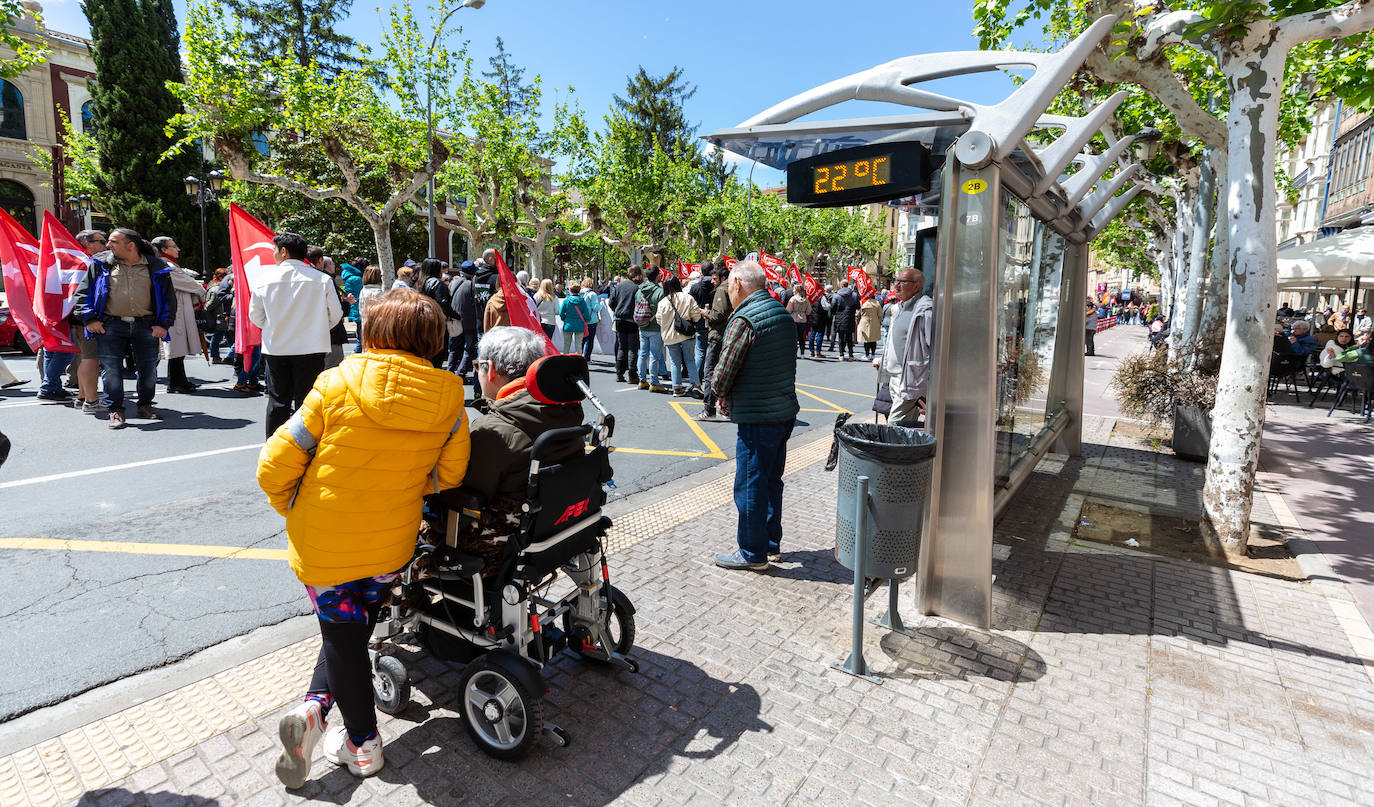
[835,422,936,464]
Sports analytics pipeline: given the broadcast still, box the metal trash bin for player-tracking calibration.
[829,419,936,580]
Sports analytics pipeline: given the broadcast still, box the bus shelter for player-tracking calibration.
[706,15,1142,629]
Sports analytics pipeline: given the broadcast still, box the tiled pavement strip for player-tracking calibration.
[5,417,1374,806]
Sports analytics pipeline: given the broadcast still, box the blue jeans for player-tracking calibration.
[637,330,666,385]
[694,331,709,380]
[236,344,263,385]
[807,328,826,354]
[665,341,699,387]
[96,319,159,411]
[733,420,795,563]
[208,330,232,362]
[40,349,74,395]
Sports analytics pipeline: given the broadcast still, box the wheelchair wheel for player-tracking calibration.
[567,584,636,661]
[372,655,410,716]
[459,653,544,760]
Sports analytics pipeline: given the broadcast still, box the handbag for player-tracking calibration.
[671,294,696,338]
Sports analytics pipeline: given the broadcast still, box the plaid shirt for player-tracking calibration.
[711,315,754,409]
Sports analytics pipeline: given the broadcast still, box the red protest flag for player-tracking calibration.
[721,256,737,270]
[785,262,804,288]
[757,251,784,283]
[847,266,877,302]
[677,261,699,283]
[802,268,824,305]
[228,203,275,356]
[0,207,43,351]
[492,249,559,355]
[34,211,83,352]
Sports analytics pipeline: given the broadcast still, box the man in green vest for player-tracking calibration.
[711,260,800,571]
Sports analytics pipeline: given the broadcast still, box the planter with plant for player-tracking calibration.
[1110,347,1218,462]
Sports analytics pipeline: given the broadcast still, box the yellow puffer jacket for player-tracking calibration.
[257,349,470,587]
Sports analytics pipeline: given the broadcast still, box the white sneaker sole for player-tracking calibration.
[274,712,321,789]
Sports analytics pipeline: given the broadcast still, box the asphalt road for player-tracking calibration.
[0,338,881,720]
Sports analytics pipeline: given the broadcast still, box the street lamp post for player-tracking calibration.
[183,170,226,276]
[426,0,486,258]
[65,193,92,230]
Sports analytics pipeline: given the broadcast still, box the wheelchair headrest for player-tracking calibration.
[526,354,589,405]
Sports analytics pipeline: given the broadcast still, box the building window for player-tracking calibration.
[0,80,25,140]
[80,100,96,138]
[0,179,36,234]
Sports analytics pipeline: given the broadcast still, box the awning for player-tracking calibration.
[1276,227,1374,289]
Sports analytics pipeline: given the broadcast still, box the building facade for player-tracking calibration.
[0,2,96,238]
[1276,101,1339,250]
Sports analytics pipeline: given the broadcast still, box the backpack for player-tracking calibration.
[633,289,654,327]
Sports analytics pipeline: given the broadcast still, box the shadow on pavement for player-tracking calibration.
[879,624,1046,684]
[294,647,770,805]
[75,790,222,806]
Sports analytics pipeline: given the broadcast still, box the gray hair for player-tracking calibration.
[75,229,106,245]
[730,260,766,291]
[1291,320,1310,334]
[516,270,530,286]
[478,326,547,380]
[151,235,176,251]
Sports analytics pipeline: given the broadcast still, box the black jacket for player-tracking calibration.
[832,286,859,328]
[420,275,457,320]
[609,279,639,324]
[470,264,500,331]
[450,276,474,333]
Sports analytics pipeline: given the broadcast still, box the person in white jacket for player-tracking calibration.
[248,232,343,438]
[655,275,703,396]
[873,268,933,424]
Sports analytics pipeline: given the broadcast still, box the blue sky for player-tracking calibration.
[41,0,1039,185]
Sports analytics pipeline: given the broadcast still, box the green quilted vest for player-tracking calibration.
[727,289,800,424]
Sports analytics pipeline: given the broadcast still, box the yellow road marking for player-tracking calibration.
[796,382,875,399]
[0,537,288,560]
[670,401,728,459]
[796,388,852,414]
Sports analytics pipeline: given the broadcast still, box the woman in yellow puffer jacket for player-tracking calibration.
[259,289,469,788]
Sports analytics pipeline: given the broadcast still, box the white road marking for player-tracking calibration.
[0,444,262,489]
[0,400,42,410]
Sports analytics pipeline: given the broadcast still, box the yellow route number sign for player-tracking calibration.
[962,178,989,195]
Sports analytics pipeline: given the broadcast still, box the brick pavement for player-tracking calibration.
[8,415,1374,807]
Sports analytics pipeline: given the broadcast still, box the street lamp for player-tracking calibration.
[184,169,225,275]
[426,0,486,258]
[65,193,92,226]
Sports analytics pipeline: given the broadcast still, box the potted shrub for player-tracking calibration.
[1110,347,1217,462]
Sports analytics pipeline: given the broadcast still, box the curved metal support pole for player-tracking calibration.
[1078,164,1141,224]
[1032,91,1129,197]
[1086,185,1146,238]
[1060,137,1139,211]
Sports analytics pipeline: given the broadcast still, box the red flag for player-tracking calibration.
[34,212,83,352]
[228,203,275,356]
[757,252,784,283]
[492,250,559,355]
[847,266,876,302]
[0,208,42,351]
[802,269,824,305]
[785,262,804,289]
[721,256,737,270]
[677,261,699,283]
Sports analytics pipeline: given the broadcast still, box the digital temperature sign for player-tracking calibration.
[786,141,930,208]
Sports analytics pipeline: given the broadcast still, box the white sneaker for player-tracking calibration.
[274,700,326,789]
[322,722,384,777]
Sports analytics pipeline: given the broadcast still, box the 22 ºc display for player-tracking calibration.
[813,156,891,195]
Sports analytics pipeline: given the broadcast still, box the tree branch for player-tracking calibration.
[217,137,352,203]
[1276,0,1374,49]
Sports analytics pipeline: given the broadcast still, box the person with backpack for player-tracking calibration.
[656,274,703,397]
[557,281,593,354]
[634,266,668,392]
[609,265,643,383]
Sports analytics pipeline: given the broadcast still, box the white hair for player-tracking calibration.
[730,260,766,291]
[477,326,547,380]
[516,270,530,285]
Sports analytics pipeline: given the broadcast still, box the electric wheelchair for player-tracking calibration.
[366,354,638,760]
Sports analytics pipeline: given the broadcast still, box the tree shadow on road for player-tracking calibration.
[75,789,222,806]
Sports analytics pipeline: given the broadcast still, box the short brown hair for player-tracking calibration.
[361,288,445,358]
[362,265,381,285]
[212,267,229,281]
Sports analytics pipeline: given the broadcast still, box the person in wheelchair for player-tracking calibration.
[436,326,584,572]
[258,289,470,788]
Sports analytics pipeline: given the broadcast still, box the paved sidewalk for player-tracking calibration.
[3,405,1373,807]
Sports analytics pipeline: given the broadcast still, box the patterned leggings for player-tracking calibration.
[304,572,399,740]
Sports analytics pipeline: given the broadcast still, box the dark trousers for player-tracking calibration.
[263,353,326,438]
[1085,329,1096,356]
[446,335,464,372]
[167,357,188,387]
[582,325,597,361]
[863,341,877,358]
[614,321,640,379]
[97,318,159,411]
[807,329,826,354]
[701,339,723,414]
[838,329,855,357]
[458,331,479,385]
[307,599,384,742]
[794,322,809,355]
[733,420,794,563]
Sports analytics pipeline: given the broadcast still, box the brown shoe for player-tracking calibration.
[108,410,126,429]
[136,405,162,420]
